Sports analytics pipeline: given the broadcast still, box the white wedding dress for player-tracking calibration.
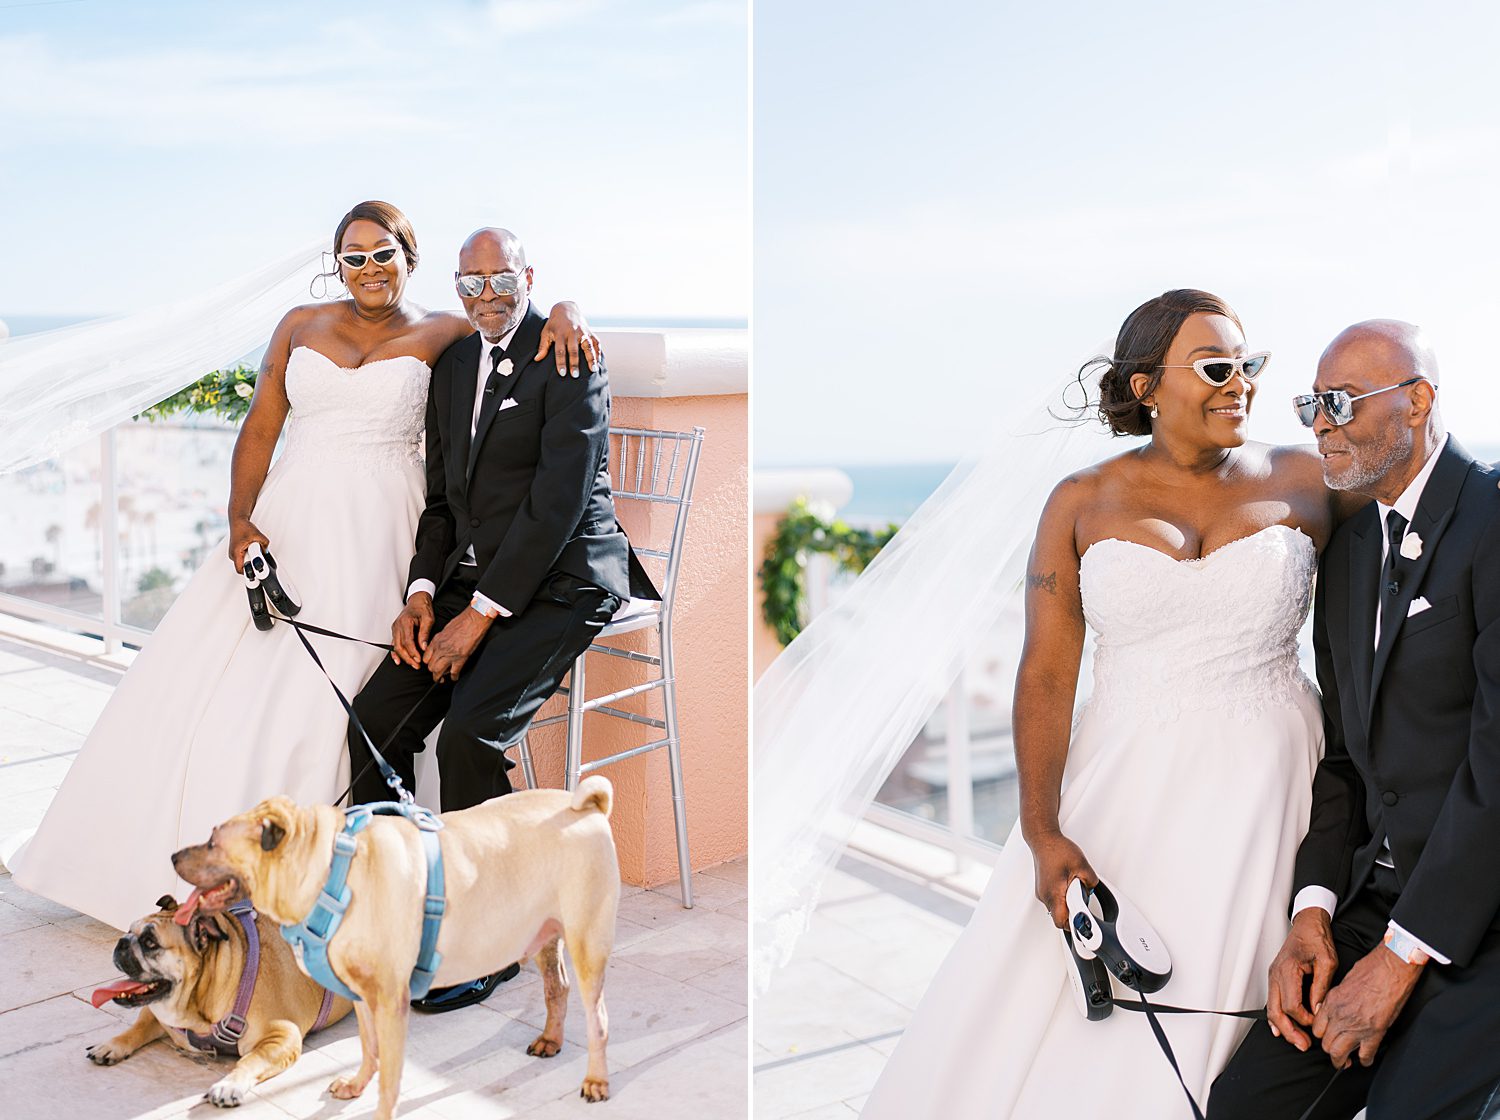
[861,523,1324,1119]
[4,346,430,931]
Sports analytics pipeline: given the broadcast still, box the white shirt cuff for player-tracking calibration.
[1292,886,1339,919]
[470,590,511,619]
[1387,920,1451,966]
[406,579,437,602]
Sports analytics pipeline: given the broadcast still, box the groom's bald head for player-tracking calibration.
[1313,319,1443,503]
[1319,319,1439,392]
[459,228,527,270]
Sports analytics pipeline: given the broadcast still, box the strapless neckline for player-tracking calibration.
[1082,522,1313,568]
[291,345,432,373]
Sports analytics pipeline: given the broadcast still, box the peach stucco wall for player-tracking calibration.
[522,393,748,887]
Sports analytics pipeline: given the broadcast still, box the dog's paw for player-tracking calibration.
[527,1034,562,1058]
[85,1040,132,1066]
[579,1077,610,1103]
[205,1077,248,1108]
[328,1075,367,1100]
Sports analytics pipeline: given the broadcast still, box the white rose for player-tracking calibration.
[1400,531,1423,561]
[235,382,254,399]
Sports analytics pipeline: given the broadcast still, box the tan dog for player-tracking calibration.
[86,894,353,1107]
[171,777,620,1120]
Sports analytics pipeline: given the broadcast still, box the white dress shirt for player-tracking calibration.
[1292,433,1451,964]
[406,311,528,618]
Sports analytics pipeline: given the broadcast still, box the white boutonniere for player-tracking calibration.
[1400,531,1423,561]
[497,358,514,377]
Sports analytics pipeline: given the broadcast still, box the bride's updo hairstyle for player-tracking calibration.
[312,201,420,296]
[334,200,419,272]
[1089,289,1242,437]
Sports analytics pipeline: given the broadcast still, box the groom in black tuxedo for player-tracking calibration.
[1210,322,1500,1118]
[346,227,656,1011]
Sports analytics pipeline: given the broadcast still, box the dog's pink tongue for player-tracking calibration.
[174,887,204,926]
[90,980,151,1009]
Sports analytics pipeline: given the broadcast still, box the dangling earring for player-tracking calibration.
[1149,402,1160,420]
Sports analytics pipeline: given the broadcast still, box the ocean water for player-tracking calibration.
[838,445,1500,525]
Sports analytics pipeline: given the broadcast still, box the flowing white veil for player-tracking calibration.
[752,364,1124,992]
[0,239,325,476]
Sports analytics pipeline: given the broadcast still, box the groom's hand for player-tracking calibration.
[1266,908,1339,1052]
[1312,945,1423,1070]
[391,593,435,668]
[423,609,492,681]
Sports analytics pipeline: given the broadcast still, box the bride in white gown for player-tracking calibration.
[4,201,597,931]
[856,291,1359,1118]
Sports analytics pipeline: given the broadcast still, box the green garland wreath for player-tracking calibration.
[759,496,898,646]
[135,365,258,424]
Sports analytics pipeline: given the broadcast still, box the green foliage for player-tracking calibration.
[135,366,258,424]
[136,567,175,593]
[759,497,898,647]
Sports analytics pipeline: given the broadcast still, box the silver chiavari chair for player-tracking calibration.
[515,425,706,907]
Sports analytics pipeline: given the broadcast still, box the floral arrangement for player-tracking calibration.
[135,365,258,423]
[759,496,898,646]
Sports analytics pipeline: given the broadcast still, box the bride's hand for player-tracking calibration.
[537,301,602,379]
[228,519,270,574]
[1029,832,1098,928]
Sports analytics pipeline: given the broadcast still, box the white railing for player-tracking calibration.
[2,429,145,655]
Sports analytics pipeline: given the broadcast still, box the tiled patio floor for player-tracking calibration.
[0,634,747,1120]
[752,849,975,1119]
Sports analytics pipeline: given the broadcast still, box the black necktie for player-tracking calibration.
[483,344,508,395]
[1381,509,1409,604]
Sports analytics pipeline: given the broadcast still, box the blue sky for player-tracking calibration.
[755,1,1500,463]
[0,0,747,324]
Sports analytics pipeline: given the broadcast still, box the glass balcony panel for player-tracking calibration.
[0,441,105,623]
[113,418,237,631]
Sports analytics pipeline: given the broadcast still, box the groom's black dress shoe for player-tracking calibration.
[411,962,522,1013]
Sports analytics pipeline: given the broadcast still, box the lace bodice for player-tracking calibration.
[1079,523,1317,725]
[279,346,430,470]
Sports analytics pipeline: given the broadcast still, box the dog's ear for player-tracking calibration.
[191,914,229,953]
[259,818,287,852]
[156,894,179,913]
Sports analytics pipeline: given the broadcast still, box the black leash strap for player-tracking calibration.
[280,617,438,806]
[1117,991,1344,1120]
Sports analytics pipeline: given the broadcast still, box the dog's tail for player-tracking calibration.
[570,775,613,818]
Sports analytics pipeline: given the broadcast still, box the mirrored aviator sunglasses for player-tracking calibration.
[455,272,525,298]
[1292,376,1428,428]
[337,246,401,269]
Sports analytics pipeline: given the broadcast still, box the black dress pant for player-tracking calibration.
[1208,864,1500,1120]
[346,570,619,813]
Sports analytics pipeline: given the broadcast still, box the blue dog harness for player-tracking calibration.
[280,801,447,1003]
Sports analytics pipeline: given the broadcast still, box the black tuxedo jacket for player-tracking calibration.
[1294,437,1500,967]
[407,305,658,612]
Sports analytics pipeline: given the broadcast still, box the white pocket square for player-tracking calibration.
[498,397,520,411]
[1408,596,1432,617]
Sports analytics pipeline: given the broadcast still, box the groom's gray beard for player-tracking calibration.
[1328,425,1412,494]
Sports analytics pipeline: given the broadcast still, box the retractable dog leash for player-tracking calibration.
[240,553,449,999]
[1063,877,1342,1120]
[240,544,439,804]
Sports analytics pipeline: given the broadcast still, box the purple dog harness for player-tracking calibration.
[185,900,337,1056]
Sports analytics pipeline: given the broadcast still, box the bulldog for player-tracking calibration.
[86,894,353,1107]
[171,777,621,1120]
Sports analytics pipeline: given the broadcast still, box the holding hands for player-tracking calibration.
[389,593,494,682]
[1267,908,1424,1070]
